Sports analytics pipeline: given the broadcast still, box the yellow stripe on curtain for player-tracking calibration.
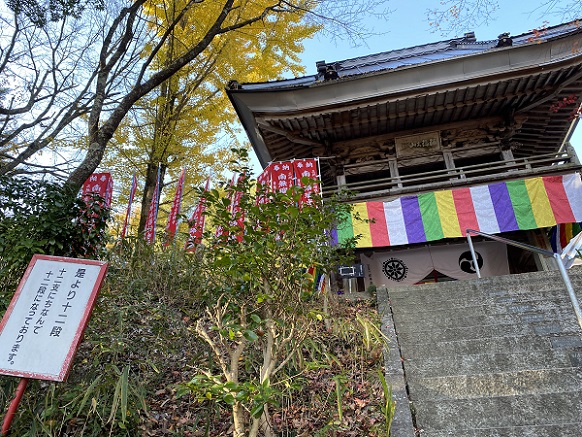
[435,190,462,238]
[525,177,555,227]
[352,203,373,248]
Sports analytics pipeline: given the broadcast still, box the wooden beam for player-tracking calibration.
[256,120,323,147]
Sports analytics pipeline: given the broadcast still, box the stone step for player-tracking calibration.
[403,348,581,378]
[401,335,582,360]
[388,270,582,303]
[425,423,582,437]
[399,335,563,361]
[383,269,582,436]
[395,319,582,344]
[413,392,582,434]
[392,308,580,332]
[390,291,578,313]
[390,286,582,309]
[407,368,582,401]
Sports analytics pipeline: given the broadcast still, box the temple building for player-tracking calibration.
[227,21,582,291]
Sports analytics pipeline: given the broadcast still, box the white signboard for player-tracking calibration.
[0,255,107,381]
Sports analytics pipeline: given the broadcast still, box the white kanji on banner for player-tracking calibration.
[81,173,113,208]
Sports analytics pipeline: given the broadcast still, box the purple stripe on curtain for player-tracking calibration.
[488,182,519,232]
[330,227,339,246]
[401,196,426,244]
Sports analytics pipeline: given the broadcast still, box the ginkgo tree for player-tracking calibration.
[0,0,393,191]
[102,0,319,234]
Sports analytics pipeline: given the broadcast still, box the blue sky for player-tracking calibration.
[252,1,581,171]
[298,0,562,70]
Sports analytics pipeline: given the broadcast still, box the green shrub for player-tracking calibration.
[0,175,110,308]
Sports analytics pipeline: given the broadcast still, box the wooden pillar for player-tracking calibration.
[443,150,457,179]
[389,158,402,188]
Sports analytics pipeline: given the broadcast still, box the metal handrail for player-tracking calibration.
[465,229,582,331]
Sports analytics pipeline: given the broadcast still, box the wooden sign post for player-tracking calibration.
[0,255,108,434]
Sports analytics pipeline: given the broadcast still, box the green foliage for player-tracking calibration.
[175,149,364,434]
[378,370,396,436]
[182,374,279,419]
[196,149,355,298]
[0,240,390,436]
[0,176,110,308]
[0,155,391,435]
[0,241,206,436]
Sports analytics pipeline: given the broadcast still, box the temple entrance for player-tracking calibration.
[360,241,510,289]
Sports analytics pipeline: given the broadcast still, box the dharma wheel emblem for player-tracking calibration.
[382,258,408,282]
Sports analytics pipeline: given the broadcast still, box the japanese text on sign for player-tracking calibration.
[0,255,107,381]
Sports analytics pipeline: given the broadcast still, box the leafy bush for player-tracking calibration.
[0,175,110,307]
[0,236,391,437]
[0,239,206,437]
[173,152,365,436]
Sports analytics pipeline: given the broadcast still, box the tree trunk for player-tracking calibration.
[232,401,246,436]
[138,163,158,234]
[249,405,274,437]
[249,317,276,437]
[66,140,108,190]
[137,162,167,234]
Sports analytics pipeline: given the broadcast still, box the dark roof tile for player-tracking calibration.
[232,20,582,91]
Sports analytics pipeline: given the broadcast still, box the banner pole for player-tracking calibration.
[2,378,29,435]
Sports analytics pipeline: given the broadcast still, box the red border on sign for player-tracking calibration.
[0,255,108,381]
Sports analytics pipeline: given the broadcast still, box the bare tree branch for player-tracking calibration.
[0,0,396,184]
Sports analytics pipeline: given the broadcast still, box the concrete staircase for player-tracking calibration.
[380,267,582,437]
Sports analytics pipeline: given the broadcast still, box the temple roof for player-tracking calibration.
[227,20,582,178]
[234,21,580,90]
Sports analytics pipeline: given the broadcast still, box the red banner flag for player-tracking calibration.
[230,173,246,242]
[120,173,138,240]
[293,158,321,205]
[256,164,273,205]
[270,161,294,193]
[81,172,113,208]
[164,168,186,247]
[144,166,161,244]
[185,177,210,251]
